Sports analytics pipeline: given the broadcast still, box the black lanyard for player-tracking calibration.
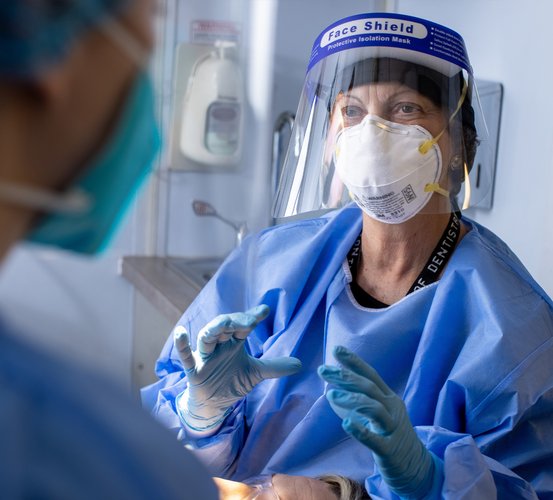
[347,212,461,302]
[407,211,461,294]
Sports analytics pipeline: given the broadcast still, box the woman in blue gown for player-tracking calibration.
[143,12,553,499]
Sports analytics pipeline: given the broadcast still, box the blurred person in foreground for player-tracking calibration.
[0,1,217,498]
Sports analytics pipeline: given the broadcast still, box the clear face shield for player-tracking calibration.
[273,13,491,224]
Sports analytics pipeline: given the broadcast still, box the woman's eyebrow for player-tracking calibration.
[386,88,421,100]
[340,88,420,103]
[338,93,364,105]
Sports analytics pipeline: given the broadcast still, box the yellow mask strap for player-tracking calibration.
[424,163,471,210]
[418,78,469,155]
[424,183,450,198]
[425,157,473,206]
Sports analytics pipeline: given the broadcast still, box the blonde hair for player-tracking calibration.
[317,474,371,500]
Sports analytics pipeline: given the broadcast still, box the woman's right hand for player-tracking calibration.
[174,305,302,434]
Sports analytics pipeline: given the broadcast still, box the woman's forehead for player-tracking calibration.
[341,81,430,101]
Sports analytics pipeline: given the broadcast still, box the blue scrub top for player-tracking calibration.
[143,204,553,499]
[0,316,218,499]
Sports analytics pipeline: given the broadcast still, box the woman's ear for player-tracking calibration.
[448,154,464,172]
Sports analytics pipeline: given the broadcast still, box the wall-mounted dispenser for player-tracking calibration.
[178,40,243,169]
[466,79,503,210]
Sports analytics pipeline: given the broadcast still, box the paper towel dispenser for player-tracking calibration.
[470,79,503,210]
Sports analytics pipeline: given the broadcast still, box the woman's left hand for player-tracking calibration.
[318,346,437,498]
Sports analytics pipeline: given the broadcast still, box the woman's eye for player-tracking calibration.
[393,103,422,116]
[341,105,365,124]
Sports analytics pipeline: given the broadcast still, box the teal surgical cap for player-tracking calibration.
[0,0,128,78]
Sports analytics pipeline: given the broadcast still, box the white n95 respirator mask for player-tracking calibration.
[334,114,443,224]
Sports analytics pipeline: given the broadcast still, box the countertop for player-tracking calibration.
[120,256,222,324]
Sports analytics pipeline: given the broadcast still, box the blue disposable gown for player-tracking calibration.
[143,204,553,499]
[0,317,218,499]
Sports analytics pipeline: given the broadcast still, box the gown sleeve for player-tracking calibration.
[367,334,553,499]
[140,233,270,477]
[141,214,341,477]
[366,426,543,499]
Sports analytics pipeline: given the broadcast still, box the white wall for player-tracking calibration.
[392,0,553,295]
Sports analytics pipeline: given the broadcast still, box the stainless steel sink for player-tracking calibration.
[165,257,223,290]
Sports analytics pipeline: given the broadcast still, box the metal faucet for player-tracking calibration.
[192,199,248,247]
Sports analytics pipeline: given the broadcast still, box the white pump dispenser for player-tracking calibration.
[180,40,243,167]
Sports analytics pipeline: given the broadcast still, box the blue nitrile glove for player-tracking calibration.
[174,304,302,434]
[318,346,436,499]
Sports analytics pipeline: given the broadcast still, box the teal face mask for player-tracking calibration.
[26,71,161,255]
